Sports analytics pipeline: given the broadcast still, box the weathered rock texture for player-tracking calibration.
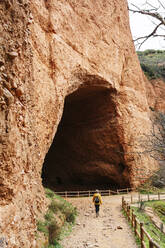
[145,78,165,114]
[0,0,160,247]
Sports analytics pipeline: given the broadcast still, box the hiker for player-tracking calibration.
[92,189,102,217]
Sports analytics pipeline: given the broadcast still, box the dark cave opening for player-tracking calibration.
[42,86,130,191]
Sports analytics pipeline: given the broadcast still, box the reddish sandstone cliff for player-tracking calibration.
[0,0,160,247]
[145,78,165,113]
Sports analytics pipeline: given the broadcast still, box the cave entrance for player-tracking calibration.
[42,85,130,191]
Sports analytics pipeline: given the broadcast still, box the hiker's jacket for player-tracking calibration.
[92,193,102,205]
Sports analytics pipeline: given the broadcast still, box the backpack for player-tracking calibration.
[94,196,100,204]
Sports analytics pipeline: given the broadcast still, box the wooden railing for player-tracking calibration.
[124,192,165,204]
[122,197,160,248]
[54,187,134,198]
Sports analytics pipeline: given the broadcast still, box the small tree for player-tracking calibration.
[141,112,165,187]
[144,112,165,161]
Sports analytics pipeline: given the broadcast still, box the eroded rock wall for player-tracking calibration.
[145,78,165,113]
[0,0,158,247]
[0,1,46,247]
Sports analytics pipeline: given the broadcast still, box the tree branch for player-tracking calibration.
[157,0,165,9]
[133,23,163,49]
[129,7,165,25]
[129,1,165,48]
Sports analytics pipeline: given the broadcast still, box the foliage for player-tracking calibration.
[37,221,49,236]
[45,188,55,199]
[36,188,77,248]
[137,49,165,80]
[48,240,62,248]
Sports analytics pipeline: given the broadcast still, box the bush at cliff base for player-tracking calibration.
[36,188,77,247]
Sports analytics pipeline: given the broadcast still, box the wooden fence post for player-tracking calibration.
[122,196,124,208]
[140,223,144,248]
[128,206,131,221]
[149,240,154,248]
[131,194,133,204]
[77,191,79,197]
[123,199,126,211]
[158,192,160,200]
[109,190,111,196]
[134,216,137,236]
[127,204,129,219]
[65,191,67,198]
[88,191,90,197]
[131,209,134,227]
[138,193,140,203]
[160,222,163,233]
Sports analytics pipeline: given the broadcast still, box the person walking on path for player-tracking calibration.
[92,189,102,217]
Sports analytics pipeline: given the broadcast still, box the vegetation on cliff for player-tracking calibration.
[36,188,77,248]
[137,49,165,81]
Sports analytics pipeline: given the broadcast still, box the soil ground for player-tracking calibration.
[61,194,138,248]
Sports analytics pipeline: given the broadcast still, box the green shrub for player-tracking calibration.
[37,221,48,236]
[36,188,77,247]
[48,240,62,248]
[63,207,77,224]
[45,188,55,199]
[141,63,156,79]
[49,201,61,214]
[143,49,157,55]
[49,199,77,224]
[137,49,165,81]
[45,210,54,223]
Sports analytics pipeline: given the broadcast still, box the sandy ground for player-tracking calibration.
[61,194,138,248]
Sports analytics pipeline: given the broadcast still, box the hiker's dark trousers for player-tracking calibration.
[95,204,100,214]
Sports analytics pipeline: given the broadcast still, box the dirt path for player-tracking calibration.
[61,194,138,248]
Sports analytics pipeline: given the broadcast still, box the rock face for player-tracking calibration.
[0,0,160,247]
[145,78,165,114]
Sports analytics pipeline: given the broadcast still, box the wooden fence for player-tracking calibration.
[54,187,134,198]
[122,197,161,248]
[123,192,165,205]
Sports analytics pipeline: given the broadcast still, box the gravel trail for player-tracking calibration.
[61,194,138,248]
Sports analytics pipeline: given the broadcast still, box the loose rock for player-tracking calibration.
[7,51,18,59]
[0,60,4,67]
